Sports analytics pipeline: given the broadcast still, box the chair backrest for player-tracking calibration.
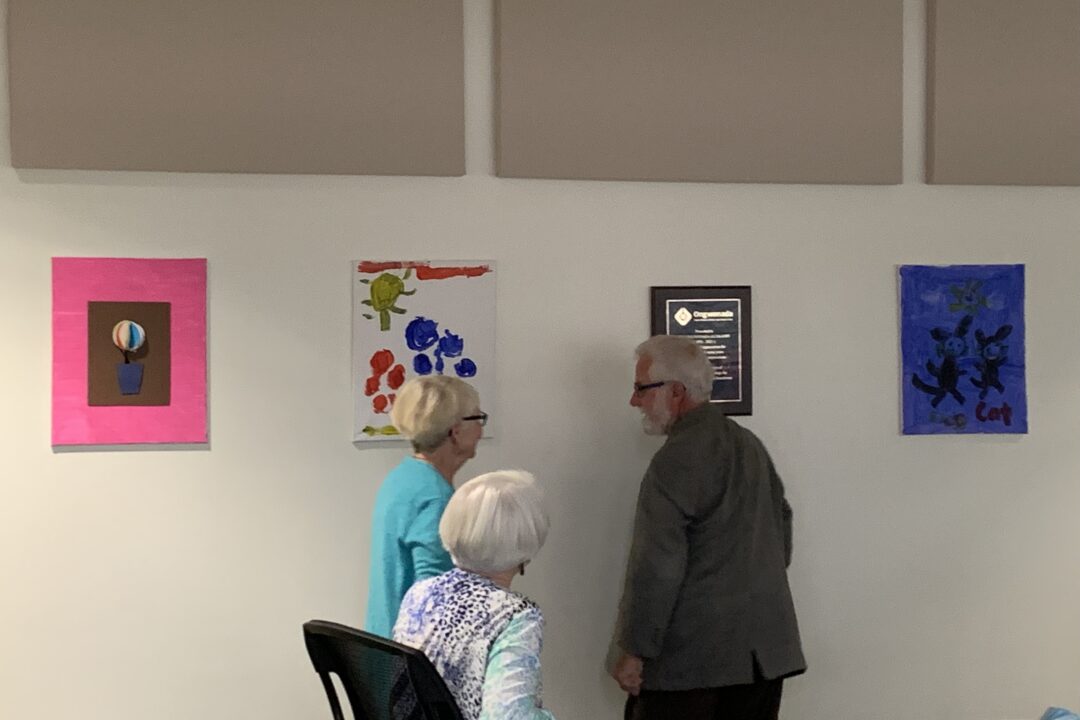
[303,620,464,720]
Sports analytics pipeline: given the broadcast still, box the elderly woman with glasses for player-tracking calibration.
[365,375,488,637]
[394,470,555,720]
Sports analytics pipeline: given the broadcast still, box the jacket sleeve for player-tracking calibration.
[480,607,557,720]
[404,495,454,581]
[768,458,793,568]
[616,457,695,659]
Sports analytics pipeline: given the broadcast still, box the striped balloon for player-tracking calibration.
[112,320,146,352]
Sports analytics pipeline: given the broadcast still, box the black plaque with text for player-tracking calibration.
[650,286,752,415]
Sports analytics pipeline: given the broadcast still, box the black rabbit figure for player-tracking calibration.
[911,315,973,408]
[971,324,1012,399]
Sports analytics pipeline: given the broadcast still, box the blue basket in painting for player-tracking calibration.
[116,363,144,395]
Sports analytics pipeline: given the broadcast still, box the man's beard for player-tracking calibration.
[640,404,673,436]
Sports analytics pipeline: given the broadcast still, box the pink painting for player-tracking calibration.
[52,258,208,446]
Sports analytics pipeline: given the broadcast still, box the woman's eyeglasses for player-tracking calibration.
[461,412,488,427]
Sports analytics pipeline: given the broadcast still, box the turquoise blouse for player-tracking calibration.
[365,456,454,637]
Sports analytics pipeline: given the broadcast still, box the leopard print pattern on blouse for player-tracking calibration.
[393,568,535,719]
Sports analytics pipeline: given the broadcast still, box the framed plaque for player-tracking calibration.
[650,286,752,415]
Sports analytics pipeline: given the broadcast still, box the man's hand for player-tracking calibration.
[611,653,644,696]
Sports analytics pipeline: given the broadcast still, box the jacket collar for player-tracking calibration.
[668,402,711,436]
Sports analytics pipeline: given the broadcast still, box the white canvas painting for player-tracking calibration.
[352,260,496,442]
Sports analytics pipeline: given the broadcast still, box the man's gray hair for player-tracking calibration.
[390,375,480,452]
[636,335,715,403]
[439,470,549,574]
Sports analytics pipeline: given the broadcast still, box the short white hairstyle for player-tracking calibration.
[439,470,549,574]
[636,335,714,403]
[391,376,480,452]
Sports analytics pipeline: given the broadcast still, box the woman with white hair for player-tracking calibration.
[394,470,556,720]
[365,375,487,637]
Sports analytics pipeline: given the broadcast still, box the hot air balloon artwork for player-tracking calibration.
[52,257,207,447]
[112,319,147,395]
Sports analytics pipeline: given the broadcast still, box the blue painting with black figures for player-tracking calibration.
[900,265,1026,434]
[405,316,477,378]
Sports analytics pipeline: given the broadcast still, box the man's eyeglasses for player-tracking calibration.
[632,381,667,397]
[462,412,488,427]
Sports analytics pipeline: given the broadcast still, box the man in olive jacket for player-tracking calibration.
[612,335,805,720]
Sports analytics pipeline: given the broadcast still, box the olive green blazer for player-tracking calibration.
[617,404,806,690]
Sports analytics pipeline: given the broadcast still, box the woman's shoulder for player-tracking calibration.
[380,457,451,500]
[406,566,461,594]
[509,599,543,627]
[432,570,539,615]
[495,601,544,646]
[395,569,458,636]
[485,582,541,624]
[502,584,540,612]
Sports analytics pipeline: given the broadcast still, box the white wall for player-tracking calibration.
[2,1,1078,718]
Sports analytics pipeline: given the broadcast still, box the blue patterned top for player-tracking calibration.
[393,568,556,720]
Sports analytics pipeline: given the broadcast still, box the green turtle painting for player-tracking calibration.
[360,269,416,331]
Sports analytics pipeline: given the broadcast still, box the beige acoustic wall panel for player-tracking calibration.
[496,0,903,184]
[7,1,464,175]
[927,0,1080,186]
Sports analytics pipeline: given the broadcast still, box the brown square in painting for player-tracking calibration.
[87,301,171,406]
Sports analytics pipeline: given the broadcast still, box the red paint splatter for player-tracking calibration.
[358,261,408,273]
[357,261,491,280]
[387,364,405,390]
[370,349,395,375]
[388,393,396,404]
[373,395,390,414]
[366,349,396,398]
[414,265,491,280]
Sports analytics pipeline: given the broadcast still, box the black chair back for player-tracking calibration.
[303,620,463,720]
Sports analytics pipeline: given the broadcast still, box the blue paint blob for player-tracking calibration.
[413,354,433,375]
[438,331,465,358]
[434,351,445,375]
[455,358,477,377]
[405,317,439,351]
